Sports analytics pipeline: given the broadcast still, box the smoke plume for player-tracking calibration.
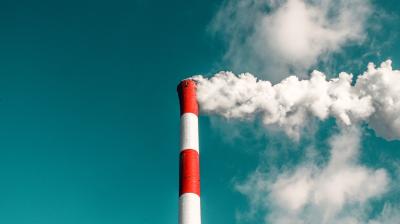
[193,60,400,223]
[204,1,398,222]
[194,60,400,141]
[236,127,389,224]
[211,0,372,81]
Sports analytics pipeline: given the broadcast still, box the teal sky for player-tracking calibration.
[0,1,399,224]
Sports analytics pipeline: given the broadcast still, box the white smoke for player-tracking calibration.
[194,60,400,141]
[193,60,400,223]
[236,127,389,224]
[203,1,397,223]
[211,0,372,81]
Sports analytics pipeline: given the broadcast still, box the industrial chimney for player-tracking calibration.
[177,80,201,224]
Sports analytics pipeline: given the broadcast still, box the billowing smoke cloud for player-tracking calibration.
[211,0,372,81]
[193,60,400,223]
[202,0,398,223]
[236,127,389,224]
[194,60,400,141]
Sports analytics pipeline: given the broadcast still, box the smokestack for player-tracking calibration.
[177,80,201,224]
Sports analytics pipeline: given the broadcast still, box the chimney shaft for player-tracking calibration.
[177,80,201,224]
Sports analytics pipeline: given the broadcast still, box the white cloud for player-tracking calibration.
[211,0,372,81]
[236,127,391,224]
[194,60,400,141]
[193,61,400,223]
[202,1,399,223]
[355,61,400,140]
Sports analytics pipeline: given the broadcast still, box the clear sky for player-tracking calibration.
[0,0,399,224]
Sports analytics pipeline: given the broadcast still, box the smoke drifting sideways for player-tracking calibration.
[234,127,394,224]
[192,61,400,223]
[193,60,400,141]
[211,0,373,81]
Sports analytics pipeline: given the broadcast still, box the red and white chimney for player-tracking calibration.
[177,80,201,224]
